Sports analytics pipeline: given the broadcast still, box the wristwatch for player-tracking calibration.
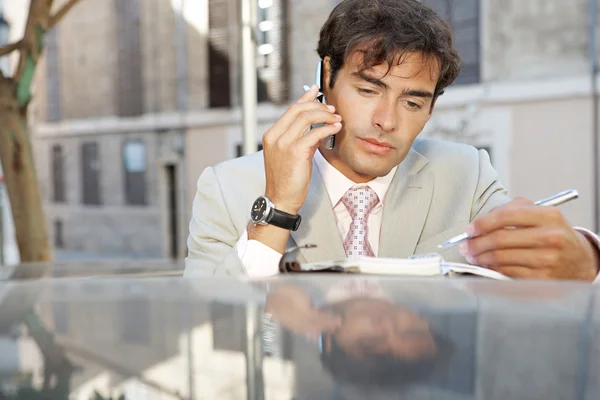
[251,195,302,231]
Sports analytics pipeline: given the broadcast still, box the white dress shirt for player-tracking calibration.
[235,151,600,281]
[235,149,397,277]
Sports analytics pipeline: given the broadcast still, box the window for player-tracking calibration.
[81,142,101,205]
[424,0,481,85]
[45,27,62,122]
[114,0,144,116]
[211,303,244,351]
[208,0,289,107]
[208,0,232,108]
[236,143,263,158]
[123,140,147,205]
[256,0,289,104]
[51,144,65,203]
[54,219,64,249]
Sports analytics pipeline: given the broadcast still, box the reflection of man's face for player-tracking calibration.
[332,298,437,361]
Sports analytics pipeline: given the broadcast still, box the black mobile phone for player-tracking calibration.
[315,60,336,150]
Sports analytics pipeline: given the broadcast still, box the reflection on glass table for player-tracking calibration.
[0,259,184,281]
[0,274,597,399]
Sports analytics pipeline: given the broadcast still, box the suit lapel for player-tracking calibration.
[290,159,347,263]
[379,148,433,258]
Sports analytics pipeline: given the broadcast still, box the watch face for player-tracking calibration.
[251,197,268,222]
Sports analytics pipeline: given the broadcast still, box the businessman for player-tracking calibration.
[185,0,600,281]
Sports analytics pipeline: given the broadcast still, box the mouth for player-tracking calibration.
[358,138,395,155]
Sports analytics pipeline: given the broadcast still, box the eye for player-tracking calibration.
[405,101,422,110]
[358,88,378,96]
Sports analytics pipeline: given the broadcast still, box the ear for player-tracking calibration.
[323,56,332,94]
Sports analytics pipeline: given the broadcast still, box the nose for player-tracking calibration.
[372,98,397,133]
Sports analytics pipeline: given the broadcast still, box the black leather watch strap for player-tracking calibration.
[268,209,302,231]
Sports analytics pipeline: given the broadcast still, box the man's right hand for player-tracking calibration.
[247,85,342,254]
[262,85,342,214]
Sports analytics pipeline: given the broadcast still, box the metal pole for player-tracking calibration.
[589,0,599,232]
[240,0,258,156]
[183,301,195,400]
[175,0,188,260]
[245,303,264,400]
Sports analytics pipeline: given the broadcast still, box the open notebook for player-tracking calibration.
[279,252,512,280]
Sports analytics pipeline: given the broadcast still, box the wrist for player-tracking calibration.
[271,202,300,215]
[264,193,301,215]
[247,221,290,254]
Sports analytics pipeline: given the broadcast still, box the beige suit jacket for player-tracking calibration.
[184,138,510,277]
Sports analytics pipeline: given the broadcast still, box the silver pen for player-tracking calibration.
[437,189,579,249]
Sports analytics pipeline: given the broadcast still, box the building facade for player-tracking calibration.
[25,0,600,261]
[30,0,198,259]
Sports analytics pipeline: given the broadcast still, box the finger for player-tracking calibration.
[503,197,535,208]
[298,84,321,104]
[488,265,548,280]
[281,110,342,143]
[468,204,566,237]
[462,227,567,258]
[298,122,342,148]
[469,248,559,271]
[487,197,533,214]
[265,102,335,143]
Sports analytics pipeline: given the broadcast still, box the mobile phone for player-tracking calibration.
[315,60,336,149]
[303,61,335,150]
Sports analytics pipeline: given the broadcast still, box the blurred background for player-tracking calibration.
[1,0,599,266]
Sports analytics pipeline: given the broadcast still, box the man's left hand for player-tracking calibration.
[460,198,600,281]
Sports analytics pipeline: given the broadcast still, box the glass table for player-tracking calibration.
[0,263,597,399]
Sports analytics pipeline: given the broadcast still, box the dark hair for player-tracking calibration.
[318,300,456,390]
[317,0,462,97]
[320,331,455,390]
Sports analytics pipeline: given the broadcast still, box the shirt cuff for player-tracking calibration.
[235,228,283,277]
[574,227,600,283]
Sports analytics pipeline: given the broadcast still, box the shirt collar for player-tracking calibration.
[314,149,397,208]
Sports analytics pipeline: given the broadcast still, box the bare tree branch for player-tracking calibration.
[14,0,84,83]
[15,0,52,83]
[0,40,23,58]
[48,0,84,29]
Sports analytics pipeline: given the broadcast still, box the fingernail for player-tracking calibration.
[333,122,342,128]
[312,84,319,91]
[327,105,335,111]
[466,255,477,265]
[335,114,342,120]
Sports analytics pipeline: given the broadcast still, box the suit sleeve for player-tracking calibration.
[184,166,246,277]
[470,148,511,221]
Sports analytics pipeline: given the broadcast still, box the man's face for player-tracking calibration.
[333,298,437,361]
[321,51,440,183]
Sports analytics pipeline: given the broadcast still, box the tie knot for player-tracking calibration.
[341,186,379,220]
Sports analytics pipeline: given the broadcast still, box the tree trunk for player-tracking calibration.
[0,75,52,263]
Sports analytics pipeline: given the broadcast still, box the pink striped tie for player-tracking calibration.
[341,187,379,258]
